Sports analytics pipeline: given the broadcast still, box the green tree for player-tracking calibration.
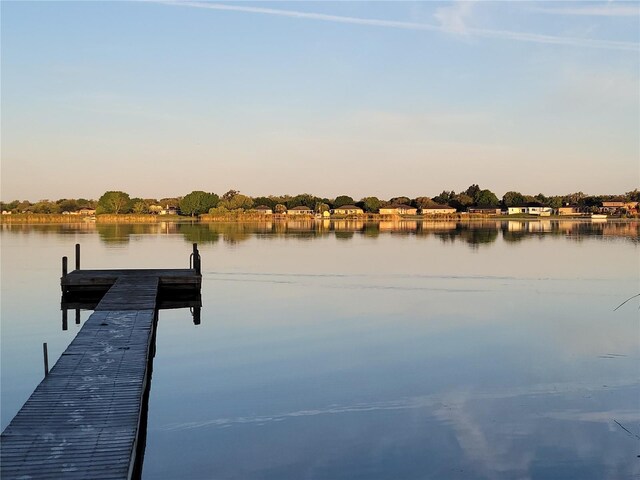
[360,196,381,213]
[450,193,474,211]
[315,202,330,214]
[287,194,318,209]
[180,191,220,216]
[97,191,131,214]
[475,189,499,207]
[333,195,355,208]
[388,196,411,206]
[56,198,79,212]
[131,198,148,214]
[33,200,60,214]
[562,192,586,206]
[432,190,455,204]
[414,196,437,208]
[465,184,481,200]
[502,191,526,207]
[274,203,287,214]
[222,189,240,201]
[219,194,253,210]
[625,189,640,202]
[253,196,276,209]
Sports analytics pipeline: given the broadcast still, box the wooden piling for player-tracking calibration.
[75,243,80,270]
[42,343,48,377]
[62,256,68,277]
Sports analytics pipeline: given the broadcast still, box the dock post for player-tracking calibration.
[43,343,49,377]
[62,309,68,331]
[193,243,201,274]
[75,243,80,270]
[75,309,81,325]
[62,256,68,277]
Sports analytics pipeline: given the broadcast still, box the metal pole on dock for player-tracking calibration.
[75,243,80,270]
[43,343,49,377]
[62,256,68,277]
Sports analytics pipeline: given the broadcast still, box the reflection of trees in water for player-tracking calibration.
[177,223,220,244]
[335,231,355,240]
[459,226,499,247]
[97,223,165,243]
[38,219,635,246]
[97,224,131,243]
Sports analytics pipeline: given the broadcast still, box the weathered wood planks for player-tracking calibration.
[1,308,157,479]
[1,246,202,479]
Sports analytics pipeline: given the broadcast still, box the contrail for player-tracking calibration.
[158,1,639,52]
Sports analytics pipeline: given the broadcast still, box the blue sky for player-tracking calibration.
[1,1,638,200]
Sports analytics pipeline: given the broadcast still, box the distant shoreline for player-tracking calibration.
[1,213,638,224]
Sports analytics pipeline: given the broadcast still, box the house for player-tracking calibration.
[525,203,552,216]
[507,203,552,216]
[287,206,313,215]
[160,206,179,215]
[332,205,364,215]
[507,206,527,215]
[254,205,273,214]
[379,204,418,215]
[467,207,501,215]
[557,206,580,216]
[78,208,96,215]
[601,201,638,213]
[421,205,456,215]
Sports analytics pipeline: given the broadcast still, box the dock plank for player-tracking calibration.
[1,276,161,479]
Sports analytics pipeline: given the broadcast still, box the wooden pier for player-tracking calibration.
[0,244,202,480]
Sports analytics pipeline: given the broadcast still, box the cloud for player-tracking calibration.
[532,4,640,17]
[434,1,476,35]
[158,1,639,52]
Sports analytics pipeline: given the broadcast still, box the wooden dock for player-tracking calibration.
[0,244,202,479]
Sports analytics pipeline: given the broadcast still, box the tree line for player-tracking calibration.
[2,186,639,215]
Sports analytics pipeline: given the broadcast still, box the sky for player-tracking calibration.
[1,1,639,201]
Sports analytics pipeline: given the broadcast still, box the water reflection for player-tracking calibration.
[4,219,637,246]
[2,222,638,479]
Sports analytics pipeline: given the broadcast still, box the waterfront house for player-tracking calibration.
[468,207,501,215]
[422,205,456,215]
[78,208,97,215]
[557,206,580,216]
[254,205,273,214]
[332,205,364,215]
[601,201,638,213]
[506,203,552,216]
[379,205,418,215]
[287,206,314,215]
[160,206,179,215]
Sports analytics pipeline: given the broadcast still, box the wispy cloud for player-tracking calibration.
[158,1,639,52]
[532,4,640,17]
[434,0,476,35]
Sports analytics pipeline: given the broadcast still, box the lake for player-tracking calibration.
[1,219,638,479]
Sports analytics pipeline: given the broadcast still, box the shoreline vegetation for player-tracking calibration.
[2,185,639,223]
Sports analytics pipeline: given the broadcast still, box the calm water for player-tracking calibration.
[1,220,639,479]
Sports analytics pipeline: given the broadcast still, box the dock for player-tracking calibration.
[0,244,202,480]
